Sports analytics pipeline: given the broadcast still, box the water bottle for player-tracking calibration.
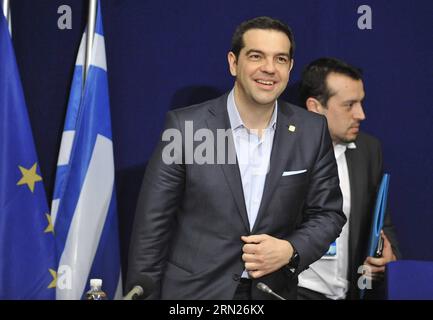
[86,278,108,300]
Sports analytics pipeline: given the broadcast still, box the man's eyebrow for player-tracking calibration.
[342,99,361,104]
[245,49,265,56]
[244,49,290,58]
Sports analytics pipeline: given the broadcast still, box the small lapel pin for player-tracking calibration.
[288,125,296,132]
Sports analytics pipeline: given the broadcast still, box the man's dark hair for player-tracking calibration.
[299,57,363,107]
[231,16,295,60]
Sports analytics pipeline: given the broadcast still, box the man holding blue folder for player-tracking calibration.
[297,57,401,300]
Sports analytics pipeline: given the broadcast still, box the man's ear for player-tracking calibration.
[286,60,294,83]
[306,97,325,115]
[289,59,294,73]
[227,52,237,76]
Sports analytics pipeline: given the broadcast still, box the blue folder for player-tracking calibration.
[367,173,390,257]
[360,173,390,299]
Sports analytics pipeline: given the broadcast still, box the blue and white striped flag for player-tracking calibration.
[52,2,122,299]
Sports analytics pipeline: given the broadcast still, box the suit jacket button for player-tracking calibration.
[232,274,240,281]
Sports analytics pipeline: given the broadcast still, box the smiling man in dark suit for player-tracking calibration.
[126,17,346,300]
[298,57,401,300]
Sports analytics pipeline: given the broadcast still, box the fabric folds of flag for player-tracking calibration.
[52,3,122,299]
[0,12,56,299]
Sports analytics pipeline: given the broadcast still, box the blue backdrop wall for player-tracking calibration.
[10,0,433,276]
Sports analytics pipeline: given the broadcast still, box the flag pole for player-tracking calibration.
[2,0,11,33]
[84,0,97,85]
[2,0,9,20]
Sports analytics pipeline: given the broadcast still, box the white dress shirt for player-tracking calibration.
[227,89,277,279]
[298,142,356,299]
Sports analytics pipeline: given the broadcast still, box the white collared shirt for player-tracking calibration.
[226,88,277,231]
[298,142,356,299]
[227,89,277,279]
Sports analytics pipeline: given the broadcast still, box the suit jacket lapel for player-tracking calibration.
[252,103,295,233]
[205,95,250,233]
[345,146,362,280]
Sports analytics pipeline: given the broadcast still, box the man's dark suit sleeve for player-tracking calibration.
[286,116,347,274]
[372,137,402,259]
[383,214,401,258]
[126,111,184,299]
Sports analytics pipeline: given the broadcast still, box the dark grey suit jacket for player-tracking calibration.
[127,93,346,299]
[346,132,401,299]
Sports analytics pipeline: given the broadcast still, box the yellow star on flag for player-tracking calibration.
[48,269,57,289]
[44,213,54,234]
[17,163,42,192]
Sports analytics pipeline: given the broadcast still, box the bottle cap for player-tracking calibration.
[90,279,103,287]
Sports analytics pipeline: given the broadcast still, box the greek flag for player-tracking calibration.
[52,2,122,299]
[0,9,56,299]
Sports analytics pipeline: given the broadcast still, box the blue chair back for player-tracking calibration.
[387,260,433,300]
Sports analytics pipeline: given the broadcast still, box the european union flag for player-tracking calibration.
[0,11,56,299]
[52,1,122,299]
